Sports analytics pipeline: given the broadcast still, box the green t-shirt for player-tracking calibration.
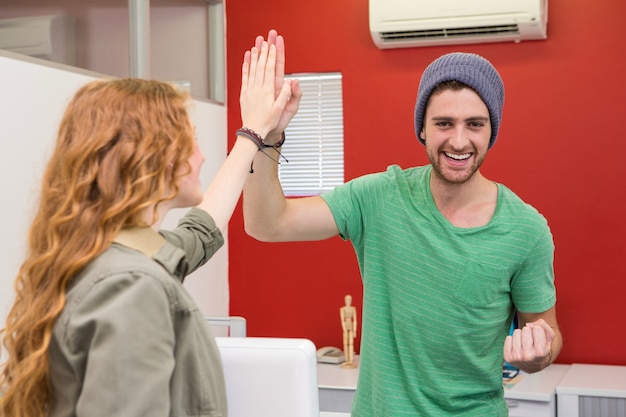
[321,165,556,417]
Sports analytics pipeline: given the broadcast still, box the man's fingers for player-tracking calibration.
[267,29,277,46]
[503,335,513,361]
[521,326,535,351]
[274,34,285,92]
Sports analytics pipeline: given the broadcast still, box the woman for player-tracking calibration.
[0,30,300,417]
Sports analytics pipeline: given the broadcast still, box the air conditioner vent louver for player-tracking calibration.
[380,24,520,43]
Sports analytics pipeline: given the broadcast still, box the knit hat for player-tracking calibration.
[414,52,504,149]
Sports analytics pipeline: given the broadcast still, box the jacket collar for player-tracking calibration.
[113,227,189,281]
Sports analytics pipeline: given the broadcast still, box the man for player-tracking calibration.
[244,35,562,416]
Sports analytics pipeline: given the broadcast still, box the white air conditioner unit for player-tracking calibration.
[369,0,548,49]
[0,15,75,65]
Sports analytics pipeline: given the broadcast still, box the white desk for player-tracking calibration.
[318,358,568,417]
[317,356,359,414]
[505,364,570,417]
[556,363,626,417]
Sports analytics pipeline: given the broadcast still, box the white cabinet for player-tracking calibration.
[317,357,569,416]
[556,364,626,417]
[505,364,570,417]
[317,357,359,414]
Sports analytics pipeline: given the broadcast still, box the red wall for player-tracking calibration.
[225,0,626,365]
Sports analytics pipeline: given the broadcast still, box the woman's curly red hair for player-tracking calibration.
[0,78,195,417]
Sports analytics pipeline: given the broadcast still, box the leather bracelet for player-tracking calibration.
[236,127,264,149]
[237,128,286,149]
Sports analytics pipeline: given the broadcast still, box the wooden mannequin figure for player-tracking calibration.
[340,294,358,368]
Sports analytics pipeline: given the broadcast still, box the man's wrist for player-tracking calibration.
[265,131,285,147]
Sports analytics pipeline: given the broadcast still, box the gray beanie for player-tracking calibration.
[414,52,504,149]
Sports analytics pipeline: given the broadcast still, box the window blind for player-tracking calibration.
[280,72,344,196]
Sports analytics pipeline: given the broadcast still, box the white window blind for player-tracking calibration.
[280,72,344,196]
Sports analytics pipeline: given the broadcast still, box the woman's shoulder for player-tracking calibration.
[61,245,183,321]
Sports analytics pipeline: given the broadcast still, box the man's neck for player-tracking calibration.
[430,170,498,228]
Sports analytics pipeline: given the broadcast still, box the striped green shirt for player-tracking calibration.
[322,164,556,416]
